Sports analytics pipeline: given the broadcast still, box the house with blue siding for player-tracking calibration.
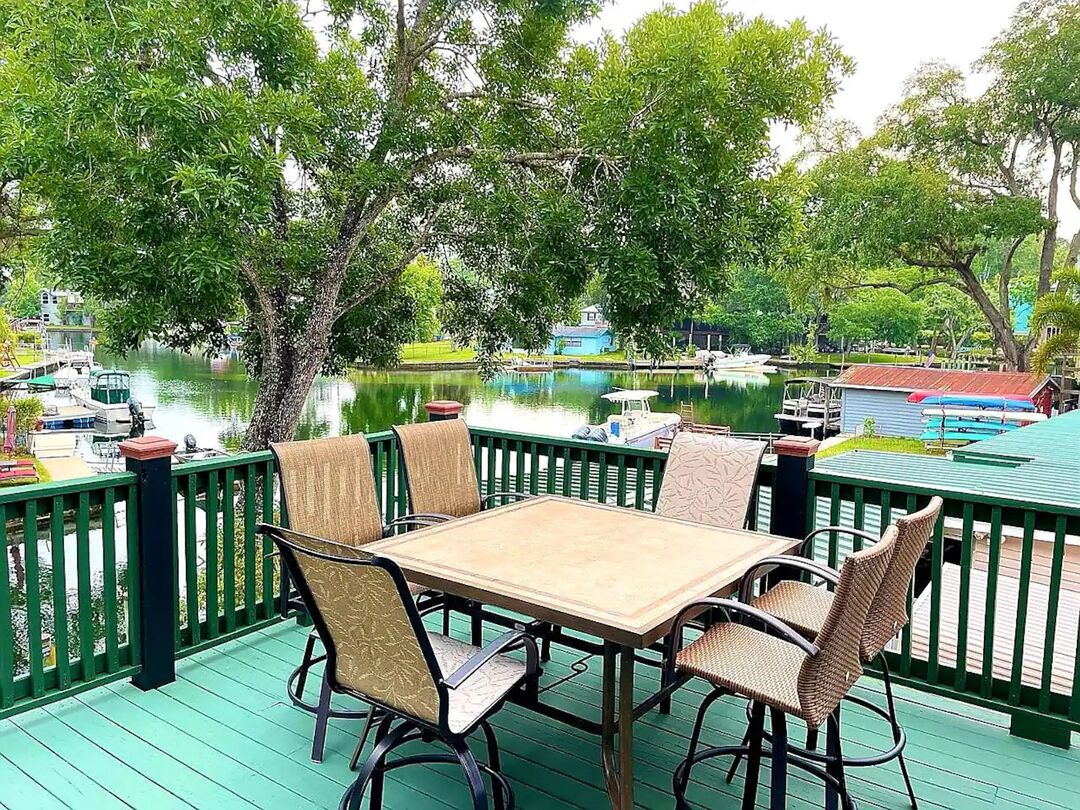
[831,365,1056,438]
[545,325,615,356]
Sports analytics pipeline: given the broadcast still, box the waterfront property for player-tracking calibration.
[546,325,616,356]
[0,414,1077,808]
[830,365,1058,438]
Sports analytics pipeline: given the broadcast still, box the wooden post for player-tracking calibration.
[120,435,178,691]
[770,436,820,541]
[425,400,463,421]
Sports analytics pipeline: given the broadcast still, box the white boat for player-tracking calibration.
[775,377,841,436]
[697,345,772,372]
[53,363,101,390]
[572,390,680,448]
[71,369,156,428]
[919,407,1047,424]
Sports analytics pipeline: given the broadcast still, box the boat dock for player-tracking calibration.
[0,359,63,391]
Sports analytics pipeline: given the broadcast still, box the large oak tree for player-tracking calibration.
[1,0,847,446]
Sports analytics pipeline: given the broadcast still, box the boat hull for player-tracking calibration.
[71,390,156,427]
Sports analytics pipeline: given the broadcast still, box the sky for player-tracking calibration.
[576,0,1080,235]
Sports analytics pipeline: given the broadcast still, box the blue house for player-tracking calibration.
[546,326,615,356]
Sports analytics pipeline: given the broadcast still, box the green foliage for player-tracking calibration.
[828,288,924,347]
[1031,269,1080,371]
[862,417,876,438]
[699,267,802,352]
[1,395,44,441]
[400,256,443,343]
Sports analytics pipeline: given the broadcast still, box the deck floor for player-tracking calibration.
[2,617,1078,809]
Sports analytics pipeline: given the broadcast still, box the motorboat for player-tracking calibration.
[775,377,841,436]
[697,345,772,372]
[71,369,156,428]
[572,390,680,448]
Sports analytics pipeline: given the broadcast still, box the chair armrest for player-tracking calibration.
[382,514,446,537]
[737,555,840,603]
[442,630,540,690]
[481,492,534,508]
[801,526,880,557]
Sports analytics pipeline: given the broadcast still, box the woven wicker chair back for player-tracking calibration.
[270,435,384,547]
[861,496,943,659]
[655,432,766,530]
[798,527,896,727]
[394,419,482,518]
[273,527,441,725]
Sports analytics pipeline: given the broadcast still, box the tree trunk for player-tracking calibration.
[955,263,1027,371]
[10,543,24,590]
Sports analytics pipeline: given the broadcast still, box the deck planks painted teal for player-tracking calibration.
[3,619,1080,809]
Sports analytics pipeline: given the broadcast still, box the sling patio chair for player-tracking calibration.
[665,529,897,810]
[392,418,537,648]
[654,431,767,530]
[269,434,443,762]
[261,525,539,810]
[727,496,944,808]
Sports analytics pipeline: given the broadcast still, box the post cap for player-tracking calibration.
[773,436,820,458]
[119,436,178,461]
[425,400,464,419]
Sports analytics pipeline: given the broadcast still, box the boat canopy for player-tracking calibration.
[601,389,660,403]
[90,370,132,405]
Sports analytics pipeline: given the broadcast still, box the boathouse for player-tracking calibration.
[546,325,615,356]
[831,365,1057,437]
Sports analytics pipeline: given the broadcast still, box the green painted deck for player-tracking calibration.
[2,616,1079,810]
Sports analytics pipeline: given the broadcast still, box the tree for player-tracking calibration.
[828,288,924,349]
[2,0,848,447]
[698,267,802,352]
[917,284,986,359]
[802,0,1080,371]
[1031,269,1080,370]
[400,256,443,343]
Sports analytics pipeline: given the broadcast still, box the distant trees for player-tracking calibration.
[828,288,924,349]
[799,0,1080,370]
[1,0,849,447]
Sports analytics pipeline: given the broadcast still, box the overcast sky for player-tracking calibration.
[576,0,1079,234]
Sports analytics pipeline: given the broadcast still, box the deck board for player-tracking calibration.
[2,618,1080,809]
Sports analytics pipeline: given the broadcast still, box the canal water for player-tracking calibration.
[104,344,800,449]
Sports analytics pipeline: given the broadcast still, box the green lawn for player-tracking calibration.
[399,341,629,365]
[816,352,924,365]
[817,435,928,460]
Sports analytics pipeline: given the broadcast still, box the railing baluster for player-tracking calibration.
[385,443,398,523]
[170,476,180,650]
[75,491,93,683]
[1009,511,1036,706]
[184,474,200,645]
[901,493,917,677]
[561,447,571,497]
[262,459,274,614]
[616,455,627,507]
[827,483,840,569]
[927,511,945,684]
[499,438,510,497]
[0,504,11,708]
[1039,515,1068,713]
[546,444,556,495]
[24,500,43,697]
[634,457,645,510]
[852,487,865,551]
[597,452,609,505]
[101,489,119,673]
[222,468,237,634]
[514,440,525,493]
[651,456,663,510]
[50,495,69,690]
[205,471,219,640]
[954,502,975,692]
[579,448,590,501]
[126,484,140,667]
[981,506,1003,699]
[486,436,496,497]
[244,464,257,626]
[529,442,539,496]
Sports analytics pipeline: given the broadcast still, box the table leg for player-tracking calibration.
[601,642,636,810]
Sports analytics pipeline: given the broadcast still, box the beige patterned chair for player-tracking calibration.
[270,434,443,763]
[655,432,767,530]
[665,529,897,810]
[728,496,944,809]
[261,525,538,810]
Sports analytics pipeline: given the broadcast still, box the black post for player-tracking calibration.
[425,400,463,421]
[770,436,820,542]
[121,435,179,691]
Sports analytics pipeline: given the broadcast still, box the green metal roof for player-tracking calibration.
[817,409,1080,511]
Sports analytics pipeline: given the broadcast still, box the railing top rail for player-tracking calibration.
[468,424,667,460]
[169,449,273,476]
[0,471,137,504]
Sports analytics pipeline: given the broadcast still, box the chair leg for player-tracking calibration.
[742,701,766,810]
[311,674,332,763]
[349,707,380,772]
[541,628,553,662]
[805,724,819,753]
[451,739,489,810]
[769,709,788,810]
[674,688,725,802]
[470,601,483,646]
[443,603,452,635]
[480,720,507,810]
[725,725,750,784]
[825,709,850,810]
[347,716,402,810]
[295,632,317,699]
[882,657,918,809]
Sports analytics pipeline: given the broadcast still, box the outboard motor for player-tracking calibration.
[587,426,609,443]
[184,433,198,454]
[571,426,592,441]
[127,397,146,438]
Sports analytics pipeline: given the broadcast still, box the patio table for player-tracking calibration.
[365,494,799,810]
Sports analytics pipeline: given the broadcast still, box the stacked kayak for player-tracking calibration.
[909,391,1046,446]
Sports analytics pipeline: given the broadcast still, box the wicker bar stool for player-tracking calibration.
[269,434,443,762]
[261,526,539,810]
[666,529,897,810]
[730,496,943,808]
[392,419,535,648]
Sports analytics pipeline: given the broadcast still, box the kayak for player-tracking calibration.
[914,394,1036,411]
[919,407,1046,423]
[923,418,1020,432]
[907,389,1035,405]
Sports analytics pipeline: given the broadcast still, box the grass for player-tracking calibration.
[399,341,629,365]
[816,352,925,365]
[817,435,928,460]
[0,451,51,487]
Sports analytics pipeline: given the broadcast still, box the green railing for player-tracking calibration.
[0,474,138,719]
[807,468,1080,745]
